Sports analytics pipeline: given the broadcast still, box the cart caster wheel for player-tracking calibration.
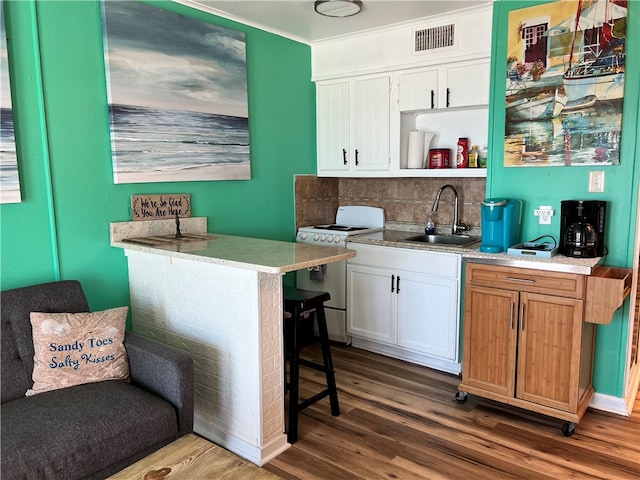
[455,391,468,403]
[561,422,575,437]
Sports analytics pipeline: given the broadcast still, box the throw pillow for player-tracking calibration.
[26,307,130,396]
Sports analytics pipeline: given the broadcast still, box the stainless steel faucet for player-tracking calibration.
[431,184,468,235]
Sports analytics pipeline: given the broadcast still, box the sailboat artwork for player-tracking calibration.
[504,0,626,167]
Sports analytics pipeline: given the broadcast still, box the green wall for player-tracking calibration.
[3,0,638,400]
[1,1,315,310]
[488,1,640,397]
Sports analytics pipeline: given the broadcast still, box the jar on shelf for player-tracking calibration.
[468,145,480,168]
[479,145,488,168]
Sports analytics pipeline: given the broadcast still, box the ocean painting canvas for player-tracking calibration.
[102,2,250,184]
[1,9,21,203]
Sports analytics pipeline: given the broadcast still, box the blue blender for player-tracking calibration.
[479,198,523,253]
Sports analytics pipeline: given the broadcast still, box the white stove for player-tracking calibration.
[296,206,385,343]
[296,206,385,246]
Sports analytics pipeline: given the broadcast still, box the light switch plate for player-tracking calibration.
[589,171,605,192]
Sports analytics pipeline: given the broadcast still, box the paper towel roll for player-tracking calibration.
[407,131,425,169]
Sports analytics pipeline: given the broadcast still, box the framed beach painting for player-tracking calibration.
[102,2,250,184]
[504,0,626,167]
[0,8,21,203]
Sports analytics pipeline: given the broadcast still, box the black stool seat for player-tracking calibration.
[283,285,340,444]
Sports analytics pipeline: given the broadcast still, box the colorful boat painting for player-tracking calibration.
[561,0,626,102]
[504,0,626,167]
[563,37,625,101]
[562,94,597,112]
[506,90,568,121]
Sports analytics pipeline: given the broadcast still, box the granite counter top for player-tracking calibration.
[110,218,354,274]
[347,229,603,275]
[112,232,355,274]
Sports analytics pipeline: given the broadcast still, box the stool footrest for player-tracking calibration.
[299,358,328,372]
[297,389,330,412]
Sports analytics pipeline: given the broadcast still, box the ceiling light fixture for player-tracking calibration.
[314,0,363,18]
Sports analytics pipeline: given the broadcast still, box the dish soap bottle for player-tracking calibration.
[425,212,436,234]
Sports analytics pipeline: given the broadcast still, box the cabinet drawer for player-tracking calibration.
[466,262,585,298]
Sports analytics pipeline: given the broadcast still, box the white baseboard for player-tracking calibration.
[194,419,290,466]
[351,337,461,375]
[589,392,630,417]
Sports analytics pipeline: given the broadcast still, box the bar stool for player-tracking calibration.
[283,285,340,443]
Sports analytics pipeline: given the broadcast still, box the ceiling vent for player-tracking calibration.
[414,24,455,53]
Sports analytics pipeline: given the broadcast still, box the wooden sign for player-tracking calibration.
[131,194,191,221]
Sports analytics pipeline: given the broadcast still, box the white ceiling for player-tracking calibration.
[178,0,489,44]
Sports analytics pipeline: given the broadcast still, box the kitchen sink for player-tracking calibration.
[403,234,481,247]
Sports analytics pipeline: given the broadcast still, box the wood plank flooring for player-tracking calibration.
[264,344,640,480]
[109,434,281,479]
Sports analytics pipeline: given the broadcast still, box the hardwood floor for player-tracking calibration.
[264,344,640,480]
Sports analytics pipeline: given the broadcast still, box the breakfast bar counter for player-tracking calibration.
[111,232,354,274]
[110,218,354,466]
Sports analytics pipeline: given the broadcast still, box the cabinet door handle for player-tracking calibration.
[391,274,395,293]
[342,148,347,165]
[510,302,515,330]
[519,303,525,331]
[504,277,536,284]
[396,276,400,294]
[430,90,435,109]
[355,149,359,165]
[446,88,450,108]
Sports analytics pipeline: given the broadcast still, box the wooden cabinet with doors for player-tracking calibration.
[458,262,595,436]
[316,75,391,176]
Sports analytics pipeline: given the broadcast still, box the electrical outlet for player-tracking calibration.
[534,209,554,216]
[589,171,605,192]
[534,206,554,225]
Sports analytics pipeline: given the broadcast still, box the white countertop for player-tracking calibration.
[348,229,603,275]
[112,232,355,274]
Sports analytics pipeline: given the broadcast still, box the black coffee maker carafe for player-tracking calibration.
[560,200,606,258]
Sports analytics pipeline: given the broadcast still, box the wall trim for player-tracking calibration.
[589,392,630,417]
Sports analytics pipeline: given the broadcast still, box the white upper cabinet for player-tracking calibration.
[398,69,439,111]
[353,76,391,172]
[317,81,351,173]
[444,61,491,109]
[397,60,490,112]
[317,75,391,176]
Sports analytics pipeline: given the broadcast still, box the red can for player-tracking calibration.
[428,149,451,169]
[457,137,469,168]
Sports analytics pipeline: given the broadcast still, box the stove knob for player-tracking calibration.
[327,234,333,242]
[299,232,307,240]
[320,234,326,242]
[334,236,342,243]
[313,233,319,241]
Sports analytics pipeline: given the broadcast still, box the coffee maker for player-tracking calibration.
[559,200,606,258]
[479,198,523,253]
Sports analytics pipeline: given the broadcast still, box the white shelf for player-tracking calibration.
[395,168,487,178]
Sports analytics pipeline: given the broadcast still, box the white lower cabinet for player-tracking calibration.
[347,243,461,374]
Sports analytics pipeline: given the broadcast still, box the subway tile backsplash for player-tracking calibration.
[295,175,486,231]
